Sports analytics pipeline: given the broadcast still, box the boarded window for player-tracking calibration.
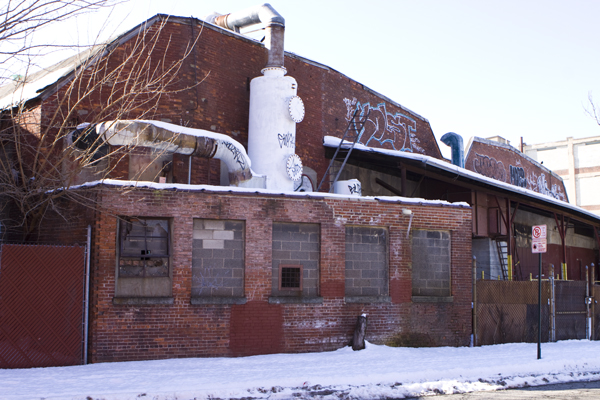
[412,230,451,297]
[119,218,169,278]
[345,226,388,297]
[192,219,244,297]
[272,223,319,297]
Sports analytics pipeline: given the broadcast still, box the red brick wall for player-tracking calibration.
[82,185,472,362]
[40,17,442,190]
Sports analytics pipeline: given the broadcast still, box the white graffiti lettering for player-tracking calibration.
[343,97,422,153]
[527,172,567,201]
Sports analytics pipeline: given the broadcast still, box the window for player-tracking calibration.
[271,223,320,303]
[345,226,389,302]
[115,217,172,303]
[191,219,245,304]
[119,218,169,277]
[411,230,451,299]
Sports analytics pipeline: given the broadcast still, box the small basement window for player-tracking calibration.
[279,265,303,291]
[119,217,170,278]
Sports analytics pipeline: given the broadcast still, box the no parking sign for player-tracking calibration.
[532,224,547,253]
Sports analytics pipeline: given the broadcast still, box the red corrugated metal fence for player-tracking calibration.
[0,244,86,368]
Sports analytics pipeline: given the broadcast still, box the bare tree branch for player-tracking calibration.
[0,11,205,240]
[586,92,600,126]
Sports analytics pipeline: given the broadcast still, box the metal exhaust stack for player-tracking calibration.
[214,4,305,191]
[213,3,285,70]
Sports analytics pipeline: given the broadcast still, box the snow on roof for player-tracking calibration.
[323,136,600,223]
[71,179,470,208]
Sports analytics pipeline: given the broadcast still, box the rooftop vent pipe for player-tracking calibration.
[441,132,465,168]
[89,120,266,188]
[213,3,285,70]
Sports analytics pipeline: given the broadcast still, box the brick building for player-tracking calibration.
[1,5,599,363]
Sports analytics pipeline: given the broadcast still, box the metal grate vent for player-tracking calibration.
[279,265,302,290]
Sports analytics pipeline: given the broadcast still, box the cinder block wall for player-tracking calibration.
[83,186,472,362]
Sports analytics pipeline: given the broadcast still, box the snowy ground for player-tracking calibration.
[2,340,600,400]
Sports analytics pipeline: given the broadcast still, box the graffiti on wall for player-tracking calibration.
[473,152,567,201]
[509,165,527,188]
[473,153,506,181]
[527,172,567,201]
[343,98,423,153]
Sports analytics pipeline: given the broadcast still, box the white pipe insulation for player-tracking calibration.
[94,120,266,188]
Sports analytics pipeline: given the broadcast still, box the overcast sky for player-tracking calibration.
[37,0,600,155]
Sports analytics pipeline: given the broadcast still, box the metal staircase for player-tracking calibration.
[496,240,509,280]
[317,108,370,192]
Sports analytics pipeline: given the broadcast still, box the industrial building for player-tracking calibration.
[0,4,599,364]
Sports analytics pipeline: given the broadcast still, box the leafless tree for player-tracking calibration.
[586,92,600,126]
[0,4,202,240]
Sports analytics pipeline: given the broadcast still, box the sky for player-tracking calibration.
[3,340,600,399]
[28,0,600,156]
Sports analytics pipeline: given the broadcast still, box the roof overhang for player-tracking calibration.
[323,136,600,227]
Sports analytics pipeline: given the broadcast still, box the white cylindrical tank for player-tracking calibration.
[334,179,362,196]
[247,67,299,191]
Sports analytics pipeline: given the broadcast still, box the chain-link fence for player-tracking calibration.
[476,280,550,345]
[476,278,596,346]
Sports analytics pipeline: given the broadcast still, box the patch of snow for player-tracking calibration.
[2,341,600,399]
[69,178,470,208]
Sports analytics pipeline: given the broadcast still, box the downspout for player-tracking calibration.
[213,3,285,70]
[94,120,266,188]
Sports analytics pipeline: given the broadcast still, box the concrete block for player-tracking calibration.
[213,230,234,240]
[193,229,213,240]
[203,239,224,249]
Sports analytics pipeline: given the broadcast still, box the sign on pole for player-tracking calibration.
[532,224,547,254]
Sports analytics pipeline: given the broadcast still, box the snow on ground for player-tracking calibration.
[2,340,600,400]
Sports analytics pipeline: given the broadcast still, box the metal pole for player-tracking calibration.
[84,225,91,364]
[538,252,542,359]
[592,263,596,341]
[550,264,555,342]
[472,256,477,347]
[586,265,590,340]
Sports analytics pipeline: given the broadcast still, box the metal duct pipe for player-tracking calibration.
[95,120,266,188]
[441,132,465,168]
[213,3,285,70]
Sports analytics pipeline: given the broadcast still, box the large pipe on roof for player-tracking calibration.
[441,132,465,168]
[213,3,285,70]
[93,120,266,188]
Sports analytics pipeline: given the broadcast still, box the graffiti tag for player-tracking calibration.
[222,141,246,170]
[343,98,423,153]
[509,165,527,188]
[473,153,506,181]
[348,182,361,196]
[528,172,567,201]
[277,132,295,149]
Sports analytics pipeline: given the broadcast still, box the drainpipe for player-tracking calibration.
[94,120,266,188]
[213,3,285,70]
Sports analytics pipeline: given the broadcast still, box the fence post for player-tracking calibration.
[586,265,591,340]
[472,256,477,347]
[592,263,596,341]
[550,264,555,342]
